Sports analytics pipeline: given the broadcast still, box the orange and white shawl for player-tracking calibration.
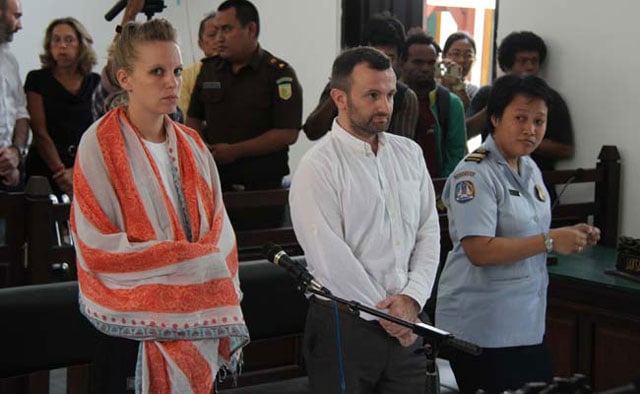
[71,107,249,394]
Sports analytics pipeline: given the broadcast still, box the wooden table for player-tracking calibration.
[546,245,640,391]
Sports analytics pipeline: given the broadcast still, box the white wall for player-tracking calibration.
[498,0,639,237]
[12,0,341,172]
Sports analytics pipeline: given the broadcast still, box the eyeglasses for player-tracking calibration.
[447,51,475,61]
[51,36,77,46]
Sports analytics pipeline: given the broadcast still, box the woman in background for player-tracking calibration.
[25,17,100,195]
[441,31,478,112]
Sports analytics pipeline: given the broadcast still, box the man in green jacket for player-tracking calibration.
[400,31,467,178]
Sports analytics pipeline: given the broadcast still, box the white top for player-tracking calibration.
[143,139,185,228]
[289,120,440,318]
[0,44,29,147]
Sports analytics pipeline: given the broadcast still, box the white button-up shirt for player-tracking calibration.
[0,43,29,147]
[290,120,440,318]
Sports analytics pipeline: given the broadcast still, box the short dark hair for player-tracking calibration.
[0,0,7,12]
[486,74,553,127]
[218,0,260,37]
[400,31,441,62]
[362,12,406,54]
[330,46,391,93]
[443,31,476,57]
[498,31,547,72]
[198,12,216,41]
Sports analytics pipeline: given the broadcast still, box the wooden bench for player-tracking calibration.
[0,192,26,288]
[0,145,621,392]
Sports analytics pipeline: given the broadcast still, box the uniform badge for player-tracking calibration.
[535,184,546,202]
[455,180,475,203]
[276,77,293,100]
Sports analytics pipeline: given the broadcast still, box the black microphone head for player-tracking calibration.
[263,242,282,262]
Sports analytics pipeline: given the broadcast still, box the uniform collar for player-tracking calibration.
[331,118,387,157]
[214,45,263,72]
[484,134,535,177]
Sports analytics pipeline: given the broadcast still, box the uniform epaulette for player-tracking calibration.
[268,56,289,70]
[464,148,489,163]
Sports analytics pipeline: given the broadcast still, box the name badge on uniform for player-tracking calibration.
[534,184,546,202]
[276,77,293,100]
[509,189,521,197]
[203,81,221,90]
[455,180,475,203]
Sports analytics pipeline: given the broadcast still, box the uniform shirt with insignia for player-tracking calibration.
[435,135,551,348]
[188,46,303,187]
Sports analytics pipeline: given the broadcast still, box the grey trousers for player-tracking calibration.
[304,298,427,394]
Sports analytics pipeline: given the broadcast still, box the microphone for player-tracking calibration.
[262,242,330,295]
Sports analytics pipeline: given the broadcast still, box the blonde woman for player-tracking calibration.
[71,18,248,393]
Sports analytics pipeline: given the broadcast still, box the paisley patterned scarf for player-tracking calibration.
[71,107,249,393]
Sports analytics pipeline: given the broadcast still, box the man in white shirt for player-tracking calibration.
[0,0,28,190]
[289,46,440,394]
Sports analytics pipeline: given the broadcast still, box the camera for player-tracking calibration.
[105,0,167,22]
[435,61,462,81]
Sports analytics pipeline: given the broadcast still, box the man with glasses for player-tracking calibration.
[468,31,574,174]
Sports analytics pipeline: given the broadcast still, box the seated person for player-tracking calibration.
[303,12,419,140]
[25,17,100,195]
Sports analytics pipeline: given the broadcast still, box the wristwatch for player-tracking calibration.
[543,232,554,253]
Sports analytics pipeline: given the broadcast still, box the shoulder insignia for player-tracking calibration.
[268,56,289,70]
[455,180,475,203]
[277,77,293,100]
[464,148,489,163]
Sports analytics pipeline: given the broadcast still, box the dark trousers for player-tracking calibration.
[304,298,427,394]
[449,341,554,394]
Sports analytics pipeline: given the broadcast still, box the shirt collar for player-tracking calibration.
[484,134,534,176]
[216,45,263,72]
[331,118,387,157]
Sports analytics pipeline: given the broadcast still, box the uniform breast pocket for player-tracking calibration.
[201,88,224,103]
[398,180,420,229]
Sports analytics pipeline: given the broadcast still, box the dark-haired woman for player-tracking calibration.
[441,31,478,111]
[435,74,599,393]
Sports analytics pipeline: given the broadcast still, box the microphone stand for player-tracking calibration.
[301,284,480,394]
